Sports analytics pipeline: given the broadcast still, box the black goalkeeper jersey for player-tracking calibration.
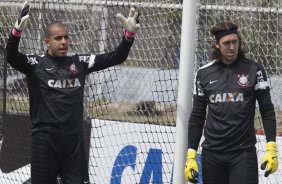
[6,34,133,135]
[188,57,276,152]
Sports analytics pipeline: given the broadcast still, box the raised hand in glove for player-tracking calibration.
[116,7,140,40]
[14,1,30,34]
[184,148,199,183]
[261,142,278,177]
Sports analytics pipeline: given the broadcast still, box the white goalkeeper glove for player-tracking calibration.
[116,7,140,39]
[14,1,30,32]
[261,142,278,177]
[184,148,199,183]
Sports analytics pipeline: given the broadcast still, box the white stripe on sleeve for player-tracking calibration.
[255,80,270,90]
[88,54,96,68]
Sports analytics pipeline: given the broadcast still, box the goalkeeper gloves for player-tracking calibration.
[13,0,30,37]
[261,142,278,177]
[184,148,199,183]
[116,7,140,39]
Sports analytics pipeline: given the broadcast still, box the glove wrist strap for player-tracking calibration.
[124,29,135,39]
[266,142,277,151]
[12,28,22,37]
[187,148,197,159]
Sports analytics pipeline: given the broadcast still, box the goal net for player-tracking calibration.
[0,0,281,183]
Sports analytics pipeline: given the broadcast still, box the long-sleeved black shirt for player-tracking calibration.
[6,34,133,135]
[188,57,276,152]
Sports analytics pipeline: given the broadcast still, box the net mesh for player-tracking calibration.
[0,0,181,183]
[0,0,281,183]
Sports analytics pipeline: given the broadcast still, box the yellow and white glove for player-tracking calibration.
[184,148,199,183]
[15,1,30,32]
[261,142,278,177]
[116,7,140,39]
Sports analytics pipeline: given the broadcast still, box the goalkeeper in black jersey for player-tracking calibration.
[6,1,140,184]
[184,22,278,184]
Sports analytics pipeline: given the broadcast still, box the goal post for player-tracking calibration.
[173,0,197,183]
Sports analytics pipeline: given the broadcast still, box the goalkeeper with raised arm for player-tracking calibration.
[184,21,278,184]
[6,1,140,184]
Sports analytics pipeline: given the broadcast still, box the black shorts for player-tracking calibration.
[31,132,88,184]
[202,147,258,184]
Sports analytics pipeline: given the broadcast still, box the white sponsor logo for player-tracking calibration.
[45,68,54,71]
[79,55,90,63]
[27,56,38,65]
[209,92,244,103]
[48,78,81,88]
[256,71,265,83]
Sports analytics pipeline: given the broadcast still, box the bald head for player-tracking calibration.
[44,22,69,38]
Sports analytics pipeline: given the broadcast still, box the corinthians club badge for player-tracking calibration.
[237,74,249,87]
[69,63,78,75]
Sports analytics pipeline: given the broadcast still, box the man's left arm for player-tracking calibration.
[255,65,276,142]
[255,64,278,177]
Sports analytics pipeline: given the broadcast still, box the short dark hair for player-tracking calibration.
[44,21,69,38]
[210,21,246,60]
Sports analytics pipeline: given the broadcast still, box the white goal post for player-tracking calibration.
[0,0,281,184]
[173,0,196,183]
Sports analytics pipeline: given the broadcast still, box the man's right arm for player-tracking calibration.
[188,70,207,150]
[184,70,207,183]
[6,34,29,74]
[6,1,30,74]
[188,95,206,149]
